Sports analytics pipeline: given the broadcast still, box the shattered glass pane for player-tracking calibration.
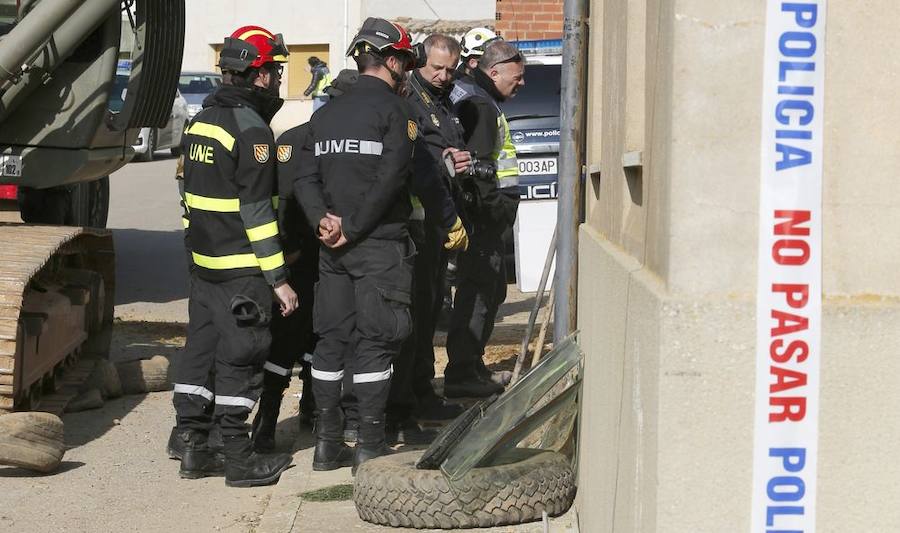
[437,334,583,482]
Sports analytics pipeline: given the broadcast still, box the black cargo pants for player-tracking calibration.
[445,233,507,383]
[312,238,413,422]
[261,250,318,392]
[173,275,272,437]
[387,221,447,419]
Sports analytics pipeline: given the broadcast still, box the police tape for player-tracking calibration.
[751,2,826,532]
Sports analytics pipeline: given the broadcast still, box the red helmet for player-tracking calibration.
[219,25,289,73]
[346,18,425,71]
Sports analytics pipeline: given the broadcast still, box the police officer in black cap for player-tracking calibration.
[295,17,425,473]
[385,33,472,429]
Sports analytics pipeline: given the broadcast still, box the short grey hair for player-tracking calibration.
[423,34,461,59]
[478,39,522,71]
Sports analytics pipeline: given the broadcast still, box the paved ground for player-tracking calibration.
[0,157,570,532]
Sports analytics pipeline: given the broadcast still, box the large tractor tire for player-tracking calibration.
[353,448,576,529]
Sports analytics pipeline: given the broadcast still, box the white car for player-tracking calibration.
[132,90,189,162]
[110,71,189,162]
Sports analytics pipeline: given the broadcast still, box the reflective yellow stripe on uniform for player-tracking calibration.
[245,220,279,242]
[182,217,190,229]
[185,194,280,213]
[186,122,236,151]
[192,251,285,272]
[185,192,240,212]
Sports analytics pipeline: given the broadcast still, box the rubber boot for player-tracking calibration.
[352,415,394,475]
[177,430,225,479]
[251,390,283,453]
[312,407,354,471]
[168,424,223,460]
[223,434,292,488]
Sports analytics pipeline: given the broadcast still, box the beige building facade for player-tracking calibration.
[576,1,900,531]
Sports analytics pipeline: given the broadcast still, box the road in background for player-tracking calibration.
[108,155,190,322]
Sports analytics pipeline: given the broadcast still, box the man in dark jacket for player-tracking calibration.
[444,38,525,398]
[172,26,298,487]
[386,33,471,431]
[296,17,423,473]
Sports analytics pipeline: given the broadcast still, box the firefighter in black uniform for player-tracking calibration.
[249,122,320,452]
[386,33,472,429]
[445,39,525,398]
[295,17,424,473]
[171,26,298,487]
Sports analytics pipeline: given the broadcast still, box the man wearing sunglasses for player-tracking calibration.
[445,38,525,398]
[171,25,297,487]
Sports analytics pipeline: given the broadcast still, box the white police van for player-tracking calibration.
[500,43,562,289]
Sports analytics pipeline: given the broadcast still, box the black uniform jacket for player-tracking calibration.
[451,69,520,233]
[295,75,414,243]
[181,85,287,286]
[406,70,463,231]
[275,123,319,264]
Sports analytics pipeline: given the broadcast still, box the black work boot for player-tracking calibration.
[385,417,437,445]
[168,426,224,460]
[223,434,292,488]
[444,375,504,399]
[353,415,394,475]
[177,430,225,479]
[476,360,512,387]
[251,391,283,453]
[414,393,465,421]
[312,407,354,471]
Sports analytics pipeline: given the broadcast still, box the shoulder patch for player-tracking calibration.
[276,145,292,163]
[254,144,270,163]
[407,120,418,141]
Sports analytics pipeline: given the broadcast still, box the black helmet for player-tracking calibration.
[345,17,425,71]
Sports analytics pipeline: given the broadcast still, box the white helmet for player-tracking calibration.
[460,27,498,58]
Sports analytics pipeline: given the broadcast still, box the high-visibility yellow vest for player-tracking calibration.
[313,72,332,97]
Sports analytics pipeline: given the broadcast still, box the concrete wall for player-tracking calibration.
[183,1,494,75]
[577,1,900,531]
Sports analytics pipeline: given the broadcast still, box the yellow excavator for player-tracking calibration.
[0,0,184,413]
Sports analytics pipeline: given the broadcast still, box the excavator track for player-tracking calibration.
[0,223,115,415]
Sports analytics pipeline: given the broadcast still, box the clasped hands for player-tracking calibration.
[318,213,348,248]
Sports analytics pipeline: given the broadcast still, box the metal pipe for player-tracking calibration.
[343,0,350,69]
[511,226,557,384]
[0,0,82,85]
[0,0,120,122]
[553,0,588,341]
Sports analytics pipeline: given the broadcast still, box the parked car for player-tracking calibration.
[109,71,189,162]
[178,71,222,120]
[499,58,562,283]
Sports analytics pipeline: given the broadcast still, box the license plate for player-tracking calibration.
[0,155,22,178]
[518,157,557,176]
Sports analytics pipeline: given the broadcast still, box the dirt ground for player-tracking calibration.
[0,288,567,533]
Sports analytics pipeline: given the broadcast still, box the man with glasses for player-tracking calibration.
[444,38,525,398]
[171,25,298,487]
